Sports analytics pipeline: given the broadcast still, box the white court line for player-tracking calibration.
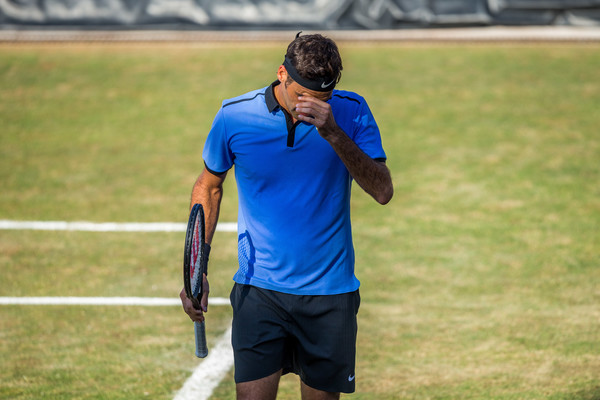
[0,220,237,232]
[173,325,234,400]
[0,218,238,398]
[0,296,235,400]
[0,296,230,306]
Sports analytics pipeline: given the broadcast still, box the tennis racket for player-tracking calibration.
[183,203,209,358]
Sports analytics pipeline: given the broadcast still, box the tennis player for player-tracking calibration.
[180,32,393,400]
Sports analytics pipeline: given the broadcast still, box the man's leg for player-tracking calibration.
[236,369,282,400]
[300,381,340,400]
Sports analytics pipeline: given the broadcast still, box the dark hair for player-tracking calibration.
[285,33,343,87]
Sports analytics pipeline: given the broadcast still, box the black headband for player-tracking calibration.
[282,56,337,92]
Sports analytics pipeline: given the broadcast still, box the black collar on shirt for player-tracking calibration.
[265,80,281,113]
[265,80,300,148]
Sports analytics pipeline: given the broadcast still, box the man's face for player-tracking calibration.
[276,66,332,120]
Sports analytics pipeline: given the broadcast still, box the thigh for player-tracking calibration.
[236,369,282,400]
[300,381,340,400]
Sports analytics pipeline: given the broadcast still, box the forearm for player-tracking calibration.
[190,169,226,245]
[322,126,393,205]
[295,95,393,204]
[181,168,224,319]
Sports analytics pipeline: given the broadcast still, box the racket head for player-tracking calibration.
[184,203,205,309]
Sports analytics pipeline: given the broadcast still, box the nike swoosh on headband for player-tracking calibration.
[321,79,336,89]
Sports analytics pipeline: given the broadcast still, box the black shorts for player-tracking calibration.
[229,283,361,393]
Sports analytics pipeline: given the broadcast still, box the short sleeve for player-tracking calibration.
[352,99,387,161]
[202,107,235,174]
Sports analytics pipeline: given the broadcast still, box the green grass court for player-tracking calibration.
[1,42,599,399]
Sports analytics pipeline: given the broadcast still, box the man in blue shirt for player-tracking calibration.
[181,33,393,400]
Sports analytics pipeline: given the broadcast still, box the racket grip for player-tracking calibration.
[194,320,208,358]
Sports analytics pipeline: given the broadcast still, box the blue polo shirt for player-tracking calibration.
[203,82,386,295]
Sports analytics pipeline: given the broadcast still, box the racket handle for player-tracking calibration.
[194,320,208,358]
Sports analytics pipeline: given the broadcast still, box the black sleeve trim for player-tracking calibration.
[204,162,230,177]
